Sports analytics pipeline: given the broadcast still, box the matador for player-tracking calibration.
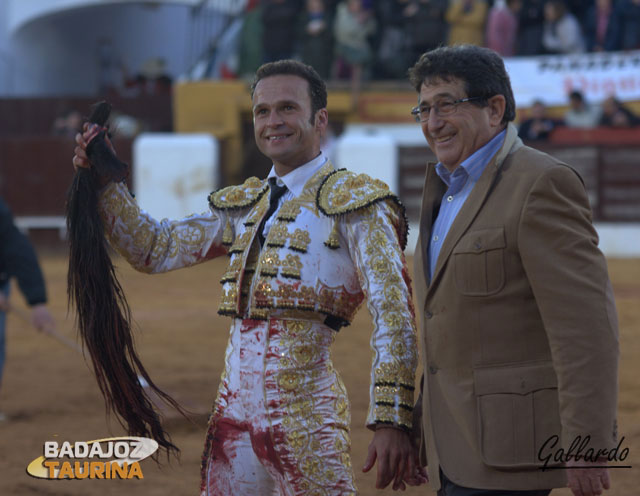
[75,60,419,495]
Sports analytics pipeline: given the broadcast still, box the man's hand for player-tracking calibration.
[72,123,94,171]
[400,441,428,489]
[566,459,611,496]
[72,123,116,171]
[30,304,55,334]
[362,426,416,490]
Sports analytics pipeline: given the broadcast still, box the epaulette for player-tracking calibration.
[208,176,268,211]
[316,169,409,250]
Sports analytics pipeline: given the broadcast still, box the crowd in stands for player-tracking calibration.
[235,0,640,84]
[517,90,640,142]
[231,0,640,107]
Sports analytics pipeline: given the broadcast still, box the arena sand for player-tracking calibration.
[0,255,638,495]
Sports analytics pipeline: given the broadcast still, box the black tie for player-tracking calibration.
[258,178,288,246]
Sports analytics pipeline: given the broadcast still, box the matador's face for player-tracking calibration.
[252,74,327,175]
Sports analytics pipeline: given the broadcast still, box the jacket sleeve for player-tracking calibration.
[518,164,619,451]
[0,198,47,305]
[98,181,229,274]
[342,200,418,430]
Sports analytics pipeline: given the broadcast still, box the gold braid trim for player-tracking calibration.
[316,169,409,250]
[208,176,268,211]
[373,362,415,429]
[222,219,233,246]
[324,220,340,250]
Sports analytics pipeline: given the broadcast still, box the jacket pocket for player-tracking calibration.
[452,227,505,296]
[474,362,561,470]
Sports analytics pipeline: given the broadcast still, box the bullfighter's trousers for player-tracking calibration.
[200,318,357,495]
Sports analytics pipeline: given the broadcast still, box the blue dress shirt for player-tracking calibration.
[428,130,507,281]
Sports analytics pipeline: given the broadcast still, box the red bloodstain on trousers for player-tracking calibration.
[201,319,356,495]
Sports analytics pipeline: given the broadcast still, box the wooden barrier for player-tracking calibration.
[1,132,637,247]
[0,136,133,218]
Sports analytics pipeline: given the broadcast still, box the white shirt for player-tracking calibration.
[263,152,328,238]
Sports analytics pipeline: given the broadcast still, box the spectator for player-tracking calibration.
[298,0,334,79]
[542,0,586,54]
[564,90,601,128]
[333,0,377,107]
[374,0,413,79]
[585,0,618,52]
[446,0,489,47]
[237,1,264,79]
[261,0,301,62]
[517,0,545,55]
[405,0,449,62]
[610,0,640,51]
[599,96,640,127]
[518,99,561,141]
[486,0,521,57]
[0,197,56,422]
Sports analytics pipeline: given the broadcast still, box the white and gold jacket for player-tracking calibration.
[99,161,418,429]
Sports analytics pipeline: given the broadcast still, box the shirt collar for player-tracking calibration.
[435,129,507,186]
[267,152,327,197]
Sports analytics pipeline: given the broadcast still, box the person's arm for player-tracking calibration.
[73,125,229,274]
[0,199,46,306]
[518,164,619,496]
[341,200,420,489]
[98,182,229,274]
[0,199,55,333]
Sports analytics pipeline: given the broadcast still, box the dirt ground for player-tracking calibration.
[0,254,638,496]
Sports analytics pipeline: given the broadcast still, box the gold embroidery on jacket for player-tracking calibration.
[258,248,280,278]
[281,254,303,279]
[208,176,267,210]
[229,230,253,255]
[276,202,301,222]
[289,228,311,253]
[373,361,415,428]
[358,210,416,428]
[218,284,238,316]
[222,220,233,246]
[220,255,243,283]
[324,221,341,249]
[266,223,288,248]
[317,169,409,250]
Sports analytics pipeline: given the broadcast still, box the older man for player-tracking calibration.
[407,45,619,496]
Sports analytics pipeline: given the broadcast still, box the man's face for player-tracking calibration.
[252,74,327,174]
[418,77,505,172]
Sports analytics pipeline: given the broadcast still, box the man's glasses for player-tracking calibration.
[411,96,484,122]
